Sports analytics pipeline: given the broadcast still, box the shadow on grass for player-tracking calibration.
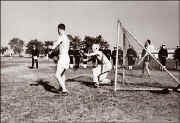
[67,78,95,88]
[117,79,176,89]
[30,79,59,94]
[67,77,113,89]
[28,66,34,69]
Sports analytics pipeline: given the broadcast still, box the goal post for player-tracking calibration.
[114,20,120,91]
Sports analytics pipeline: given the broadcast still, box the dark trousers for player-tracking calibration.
[112,57,116,66]
[70,55,74,64]
[74,56,80,68]
[32,57,38,68]
[159,57,166,66]
[128,56,135,66]
[112,57,123,66]
[107,55,111,60]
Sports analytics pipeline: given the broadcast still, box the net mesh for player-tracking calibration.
[114,23,179,91]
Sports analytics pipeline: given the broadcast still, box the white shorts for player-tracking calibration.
[57,55,70,69]
[93,63,112,82]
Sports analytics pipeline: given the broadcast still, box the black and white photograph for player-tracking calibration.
[1,1,180,122]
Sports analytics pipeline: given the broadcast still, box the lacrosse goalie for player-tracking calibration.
[83,43,112,88]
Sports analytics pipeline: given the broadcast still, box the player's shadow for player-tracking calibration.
[67,77,112,88]
[67,78,95,88]
[28,66,34,69]
[30,79,59,94]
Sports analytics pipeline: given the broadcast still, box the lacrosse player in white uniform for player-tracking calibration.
[50,23,70,94]
[140,40,155,78]
[84,43,112,87]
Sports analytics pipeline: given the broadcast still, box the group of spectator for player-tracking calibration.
[30,42,180,71]
[158,44,180,71]
[68,45,138,70]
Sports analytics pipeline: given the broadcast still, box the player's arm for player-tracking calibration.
[51,36,63,50]
[137,52,148,65]
[82,57,94,63]
[85,52,99,57]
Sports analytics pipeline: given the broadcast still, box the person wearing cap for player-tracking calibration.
[82,46,88,68]
[158,44,168,71]
[31,45,39,69]
[69,46,74,68]
[118,48,123,66]
[126,45,137,70]
[141,39,155,78]
[174,45,180,70]
[49,23,70,95]
[83,43,112,88]
[111,47,117,70]
[74,48,81,69]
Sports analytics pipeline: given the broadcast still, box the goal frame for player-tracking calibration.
[114,20,180,91]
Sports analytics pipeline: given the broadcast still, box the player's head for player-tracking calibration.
[145,39,151,48]
[147,39,151,45]
[162,43,166,49]
[92,43,100,52]
[58,23,65,35]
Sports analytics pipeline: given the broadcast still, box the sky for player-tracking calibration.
[1,1,179,49]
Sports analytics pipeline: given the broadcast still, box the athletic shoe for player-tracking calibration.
[99,79,112,86]
[57,87,62,91]
[62,90,69,96]
[94,83,100,88]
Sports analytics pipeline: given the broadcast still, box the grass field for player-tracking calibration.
[1,57,180,122]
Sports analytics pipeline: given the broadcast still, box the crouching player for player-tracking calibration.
[84,43,112,88]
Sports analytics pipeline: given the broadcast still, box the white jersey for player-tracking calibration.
[95,51,111,65]
[52,33,70,56]
[146,44,155,55]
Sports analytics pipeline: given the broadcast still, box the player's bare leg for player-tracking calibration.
[93,67,100,88]
[56,67,68,93]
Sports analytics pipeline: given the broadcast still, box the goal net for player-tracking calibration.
[114,20,180,91]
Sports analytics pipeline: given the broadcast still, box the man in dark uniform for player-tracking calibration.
[31,45,39,69]
[81,45,88,68]
[74,48,80,69]
[69,46,74,68]
[111,47,117,70]
[104,47,111,61]
[158,44,168,71]
[174,45,180,70]
[127,45,137,70]
[118,48,123,66]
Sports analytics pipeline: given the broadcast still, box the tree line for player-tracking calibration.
[1,34,110,56]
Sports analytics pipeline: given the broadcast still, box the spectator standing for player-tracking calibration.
[174,45,180,70]
[127,45,137,70]
[31,45,39,69]
[158,44,168,71]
